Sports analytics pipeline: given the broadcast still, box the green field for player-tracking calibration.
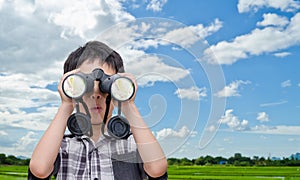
[168,165,300,179]
[0,165,28,180]
[1,165,300,179]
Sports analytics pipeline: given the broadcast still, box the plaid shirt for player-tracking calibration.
[56,134,145,180]
[28,134,168,180]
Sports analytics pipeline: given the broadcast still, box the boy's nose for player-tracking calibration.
[92,94,101,99]
[92,81,102,99]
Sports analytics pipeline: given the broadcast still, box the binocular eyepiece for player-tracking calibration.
[61,68,135,139]
[62,68,135,102]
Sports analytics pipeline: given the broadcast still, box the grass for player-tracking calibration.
[0,165,28,180]
[168,165,300,179]
[1,165,300,179]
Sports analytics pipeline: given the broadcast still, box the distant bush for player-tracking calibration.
[0,153,30,165]
[167,152,300,167]
[2,152,300,167]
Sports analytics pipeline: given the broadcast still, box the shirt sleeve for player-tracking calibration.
[28,169,51,180]
[147,171,168,180]
[136,151,168,179]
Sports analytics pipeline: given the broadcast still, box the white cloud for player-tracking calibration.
[281,80,291,87]
[217,110,300,135]
[0,0,138,135]
[219,109,249,131]
[257,13,289,27]
[105,0,135,21]
[95,18,222,87]
[0,1,222,137]
[223,137,232,142]
[11,0,36,15]
[0,73,59,130]
[146,0,167,12]
[0,131,40,157]
[0,0,4,10]
[260,100,288,107]
[13,131,38,151]
[298,83,300,87]
[203,13,300,65]
[215,80,250,98]
[194,19,223,39]
[155,126,197,140]
[273,52,291,57]
[162,18,222,48]
[0,130,8,136]
[107,18,221,50]
[174,86,207,101]
[48,2,103,39]
[238,0,300,13]
[125,54,190,87]
[207,125,217,132]
[250,125,300,135]
[257,112,269,122]
[0,7,67,74]
[0,0,135,74]
[0,131,39,157]
[0,106,58,131]
[47,0,135,39]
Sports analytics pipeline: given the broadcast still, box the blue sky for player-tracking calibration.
[0,0,300,159]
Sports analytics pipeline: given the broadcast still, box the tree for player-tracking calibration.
[203,155,214,165]
[194,156,205,165]
[5,155,19,165]
[0,153,6,164]
[180,157,193,166]
[168,158,180,165]
[253,156,259,166]
[234,153,242,159]
[258,157,266,166]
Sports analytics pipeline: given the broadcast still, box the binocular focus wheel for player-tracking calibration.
[67,113,92,136]
[107,116,131,139]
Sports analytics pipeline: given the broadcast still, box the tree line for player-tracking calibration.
[1,152,300,166]
[0,153,30,166]
[168,153,300,166]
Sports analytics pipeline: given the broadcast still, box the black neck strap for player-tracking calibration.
[82,99,91,118]
[101,94,112,139]
[103,94,111,124]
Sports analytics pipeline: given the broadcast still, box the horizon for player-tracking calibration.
[1,151,299,160]
[0,0,300,159]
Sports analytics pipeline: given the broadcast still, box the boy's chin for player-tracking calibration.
[91,123,102,126]
[90,116,104,125]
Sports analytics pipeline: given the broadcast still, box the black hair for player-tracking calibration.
[63,41,125,74]
[63,46,86,74]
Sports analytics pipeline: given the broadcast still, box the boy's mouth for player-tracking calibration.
[91,106,102,113]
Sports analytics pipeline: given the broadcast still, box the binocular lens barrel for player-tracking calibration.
[62,74,87,99]
[111,77,135,101]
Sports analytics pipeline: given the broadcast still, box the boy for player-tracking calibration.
[29,41,168,179]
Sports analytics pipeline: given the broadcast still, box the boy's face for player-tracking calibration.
[78,60,116,125]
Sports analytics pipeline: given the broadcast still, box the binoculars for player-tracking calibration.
[62,68,135,102]
[61,68,135,139]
